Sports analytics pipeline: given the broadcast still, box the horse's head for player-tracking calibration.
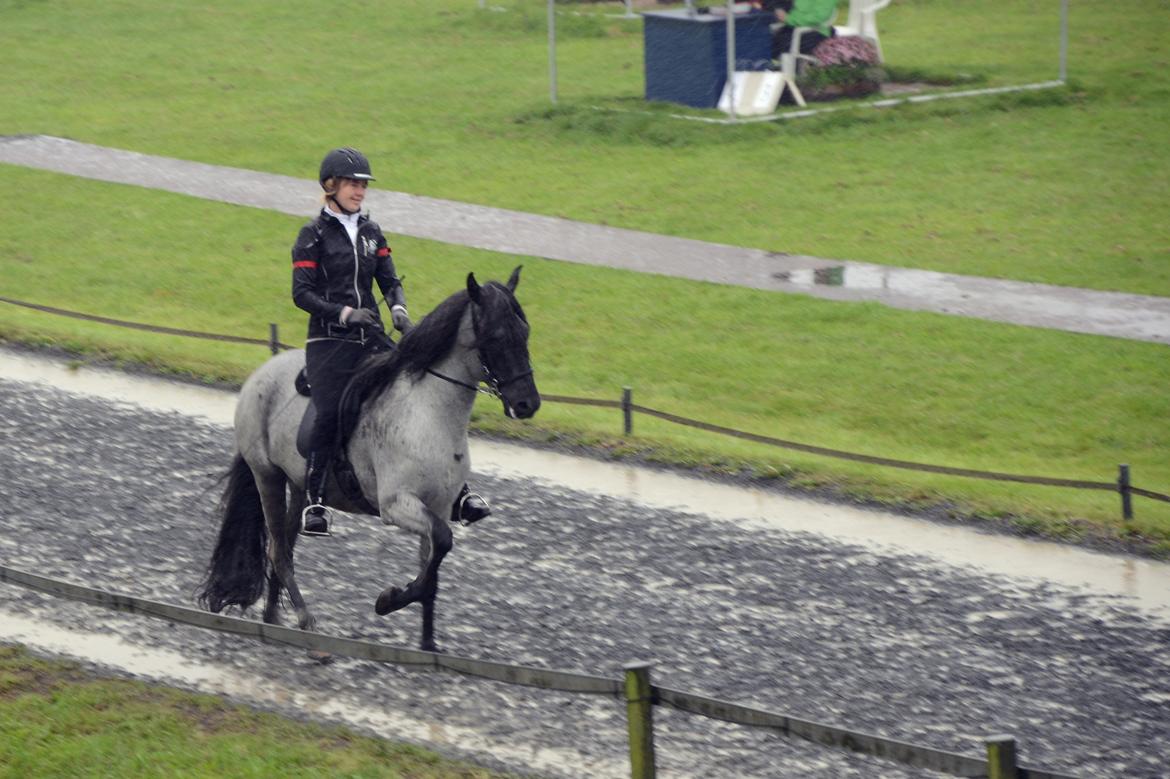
[467,266,541,419]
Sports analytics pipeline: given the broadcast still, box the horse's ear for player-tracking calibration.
[467,272,482,303]
[507,265,523,292]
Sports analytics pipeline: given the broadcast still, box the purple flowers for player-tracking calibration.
[812,35,881,68]
[799,35,885,99]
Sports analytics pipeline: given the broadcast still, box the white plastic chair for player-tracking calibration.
[832,0,892,61]
[776,9,839,107]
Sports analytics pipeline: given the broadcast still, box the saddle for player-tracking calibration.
[294,367,377,515]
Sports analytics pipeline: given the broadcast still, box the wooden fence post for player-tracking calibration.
[268,323,280,355]
[1118,464,1133,520]
[622,387,633,436]
[623,660,656,779]
[985,735,1018,779]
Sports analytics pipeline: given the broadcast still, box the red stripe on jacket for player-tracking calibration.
[293,260,318,269]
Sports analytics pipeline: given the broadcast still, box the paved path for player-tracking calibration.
[4,134,1168,344]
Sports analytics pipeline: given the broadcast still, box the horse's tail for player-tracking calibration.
[196,453,269,613]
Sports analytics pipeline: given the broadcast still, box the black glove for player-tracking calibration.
[346,308,377,328]
[391,307,413,333]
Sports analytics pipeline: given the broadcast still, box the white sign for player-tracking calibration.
[717,71,785,116]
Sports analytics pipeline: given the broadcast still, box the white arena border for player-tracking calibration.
[594,80,1067,125]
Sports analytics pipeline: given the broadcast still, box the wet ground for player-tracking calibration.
[1,351,1168,777]
[3,134,1169,345]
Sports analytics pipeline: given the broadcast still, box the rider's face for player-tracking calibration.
[332,177,368,212]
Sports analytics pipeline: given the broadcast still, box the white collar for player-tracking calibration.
[324,204,361,225]
[324,205,361,244]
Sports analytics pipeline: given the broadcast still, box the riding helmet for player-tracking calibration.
[319,147,375,186]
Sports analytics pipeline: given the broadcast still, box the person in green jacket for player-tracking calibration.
[754,0,838,60]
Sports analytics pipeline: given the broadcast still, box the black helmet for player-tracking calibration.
[318,147,375,186]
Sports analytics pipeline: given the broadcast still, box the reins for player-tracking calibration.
[426,367,494,397]
[426,364,533,400]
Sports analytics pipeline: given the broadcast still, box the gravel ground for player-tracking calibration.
[1,378,1168,778]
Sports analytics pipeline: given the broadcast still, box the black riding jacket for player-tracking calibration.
[291,209,407,342]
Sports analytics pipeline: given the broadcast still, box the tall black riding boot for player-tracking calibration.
[452,483,491,525]
[301,450,331,536]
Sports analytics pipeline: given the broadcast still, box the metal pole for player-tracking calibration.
[623,660,656,779]
[1119,464,1134,520]
[268,323,279,355]
[725,0,737,121]
[1058,0,1068,82]
[548,0,558,103]
[985,735,1019,779]
[622,387,633,435]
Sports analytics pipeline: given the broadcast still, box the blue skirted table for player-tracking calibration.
[642,9,774,109]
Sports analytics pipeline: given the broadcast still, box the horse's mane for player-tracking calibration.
[336,288,471,445]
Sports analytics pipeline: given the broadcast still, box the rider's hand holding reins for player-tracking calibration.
[391,306,413,333]
[344,307,378,328]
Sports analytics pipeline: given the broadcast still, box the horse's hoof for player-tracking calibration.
[375,586,408,615]
[307,649,334,665]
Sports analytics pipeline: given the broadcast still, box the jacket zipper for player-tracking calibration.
[351,225,361,308]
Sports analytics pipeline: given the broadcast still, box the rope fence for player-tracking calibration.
[0,563,1081,779]
[3,296,1167,518]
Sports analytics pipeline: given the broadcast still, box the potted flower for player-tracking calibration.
[798,36,885,100]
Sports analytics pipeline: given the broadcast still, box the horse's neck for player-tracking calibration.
[438,306,481,385]
[370,309,481,427]
[425,313,481,414]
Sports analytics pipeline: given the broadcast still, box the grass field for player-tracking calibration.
[1,0,1168,557]
[2,0,1167,293]
[0,645,517,778]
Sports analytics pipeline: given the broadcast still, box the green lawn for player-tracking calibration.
[0,645,518,778]
[1,0,1168,554]
[2,0,1167,293]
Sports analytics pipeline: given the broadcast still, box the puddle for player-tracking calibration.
[768,262,1170,344]
[0,349,237,425]
[3,347,1169,625]
[773,264,914,290]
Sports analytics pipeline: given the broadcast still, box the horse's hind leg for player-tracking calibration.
[256,471,318,633]
[261,487,304,625]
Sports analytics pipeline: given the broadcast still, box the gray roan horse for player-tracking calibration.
[198,267,539,652]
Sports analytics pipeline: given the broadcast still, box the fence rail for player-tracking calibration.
[3,296,1167,518]
[0,563,1080,779]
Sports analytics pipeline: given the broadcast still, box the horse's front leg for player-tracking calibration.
[374,493,453,652]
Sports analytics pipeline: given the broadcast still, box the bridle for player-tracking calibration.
[426,296,532,400]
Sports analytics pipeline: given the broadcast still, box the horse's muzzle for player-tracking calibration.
[505,395,540,420]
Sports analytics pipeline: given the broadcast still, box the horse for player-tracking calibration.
[197,267,539,653]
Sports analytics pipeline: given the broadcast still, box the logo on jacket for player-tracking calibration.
[361,237,378,257]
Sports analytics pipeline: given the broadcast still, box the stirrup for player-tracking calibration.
[456,491,492,526]
[300,504,333,537]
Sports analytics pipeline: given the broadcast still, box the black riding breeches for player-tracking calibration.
[304,338,375,454]
[771,26,831,60]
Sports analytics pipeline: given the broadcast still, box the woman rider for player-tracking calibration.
[291,147,490,535]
